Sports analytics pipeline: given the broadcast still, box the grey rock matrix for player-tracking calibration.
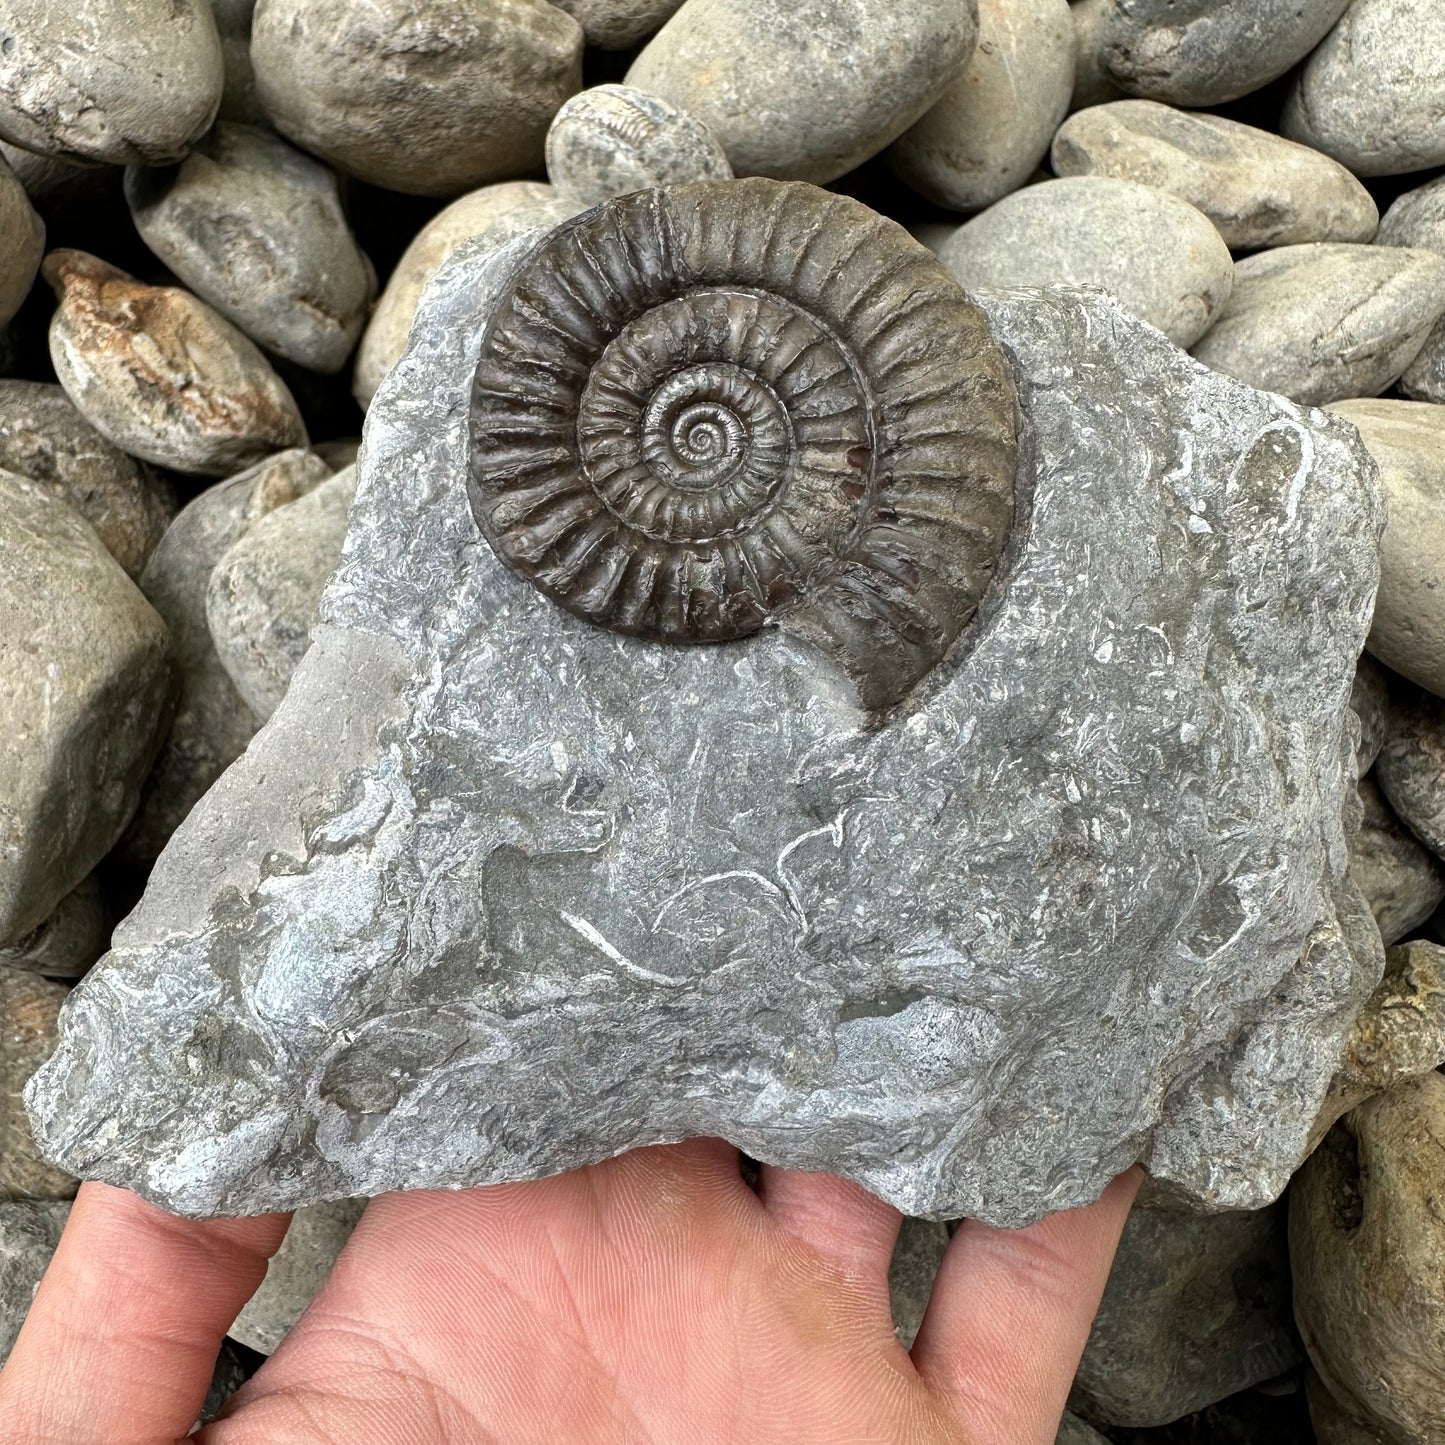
[28,220,1382,1224]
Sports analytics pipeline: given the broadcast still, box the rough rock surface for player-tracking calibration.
[121,450,334,866]
[353,182,577,409]
[1377,178,1445,403]
[1192,245,1445,406]
[0,0,222,165]
[0,971,76,1201]
[1351,777,1445,946]
[546,85,732,209]
[1291,1072,1445,1445]
[627,0,977,184]
[1057,1415,1109,1445]
[0,469,174,945]
[937,177,1232,347]
[1070,1203,1300,1427]
[888,1217,948,1349]
[0,154,42,329]
[45,250,306,477]
[125,123,376,375]
[1375,684,1445,861]
[1331,400,1445,698]
[231,1197,364,1354]
[1098,0,1352,108]
[551,0,683,48]
[251,0,584,198]
[1351,657,1390,778]
[1051,101,1377,251]
[0,1199,68,1364]
[206,465,358,721]
[888,0,1074,213]
[1283,0,1445,179]
[0,380,172,579]
[23,226,1384,1221]
[0,875,107,979]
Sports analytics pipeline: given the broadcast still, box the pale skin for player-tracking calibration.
[0,1142,1139,1445]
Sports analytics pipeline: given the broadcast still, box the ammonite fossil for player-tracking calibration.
[468,177,1020,713]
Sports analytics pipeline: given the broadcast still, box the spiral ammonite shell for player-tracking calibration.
[468,177,1020,712]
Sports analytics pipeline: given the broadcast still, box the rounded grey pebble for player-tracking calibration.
[546,84,731,208]
[1330,400,1445,698]
[0,152,42,329]
[0,874,108,980]
[936,176,1232,348]
[125,123,376,375]
[1283,0,1445,179]
[0,968,78,1201]
[44,249,307,478]
[0,1199,69,1366]
[0,141,107,207]
[1376,685,1445,862]
[1352,655,1390,778]
[550,0,684,48]
[626,0,978,184]
[0,379,173,578]
[1191,245,1445,406]
[211,0,268,126]
[1068,0,1124,113]
[1352,775,1444,946]
[353,182,577,408]
[0,0,223,165]
[889,0,1074,213]
[1056,1414,1109,1445]
[1098,0,1352,109]
[1052,100,1378,251]
[1377,177,1445,403]
[251,0,584,199]
[888,1217,948,1349]
[207,465,359,719]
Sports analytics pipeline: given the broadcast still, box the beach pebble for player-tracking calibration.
[1352,656,1390,777]
[937,177,1232,347]
[1377,178,1445,402]
[1291,1071,1445,1445]
[1191,245,1445,405]
[888,1217,948,1349]
[1284,0,1445,178]
[251,0,584,198]
[1051,101,1377,250]
[212,0,267,126]
[120,449,333,865]
[550,0,684,48]
[126,123,375,375]
[0,1199,68,1365]
[0,470,173,945]
[0,970,76,1200]
[0,154,41,329]
[353,182,576,408]
[1351,775,1445,945]
[0,380,172,579]
[1057,1416,1108,1445]
[314,438,361,472]
[546,85,731,208]
[207,465,358,719]
[1330,400,1445,697]
[44,250,306,477]
[627,0,976,184]
[1375,684,1445,862]
[0,143,98,207]
[1068,0,1123,112]
[0,0,223,165]
[1098,0,1352,108]
[232,1197,365,1354]
[889,0,1073,213]
[0,875,107,980]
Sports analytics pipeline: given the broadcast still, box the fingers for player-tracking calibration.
[911,1166,1141,1445]
[0,1181,290,1445]
[756,1163,902,1288]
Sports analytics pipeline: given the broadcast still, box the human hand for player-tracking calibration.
[0,1142,1138,1444]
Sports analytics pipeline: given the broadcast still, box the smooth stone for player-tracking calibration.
[551,0,683,47]
[251,0,583,198]
[1098,0,1352,108]
[1306,1369,1390,1445]
[1330,400,1445,696]
[0,971,76,1200]
[1068,0,1124,112]
[1283,0,1445,179]
[313,438,361,473]
[1352,656,1390,777]
[937,177,1232,347]
[1291,1072,1445,1444]
[0,142,99,205]
[1375,684,1445,861]
[0,469,174,945]
[1377,178,1445,403]
[231,1197,364,1353]
[888,1217,948,1349]
[1192,245,1445,406]
[206,465,358,720]
[889,0,1074,213]
[1057,1415,1109,1445]
[0,875,107,980]
[22,227,1384,1220]
[546,85,731,209]
[1350,777,1443,947]
[0,1199,68,1364]
[0,0,222,165]
[0,380,172,579]
[627,0,977,184]
[44,250,306,478]
[1070,1203,1300,1427]
[212,0,267,126]
[125,123,376,375]
[119,450,334,866]
[1052,101,1377,251]
[0,153,42,329]
[352,182,576,408]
